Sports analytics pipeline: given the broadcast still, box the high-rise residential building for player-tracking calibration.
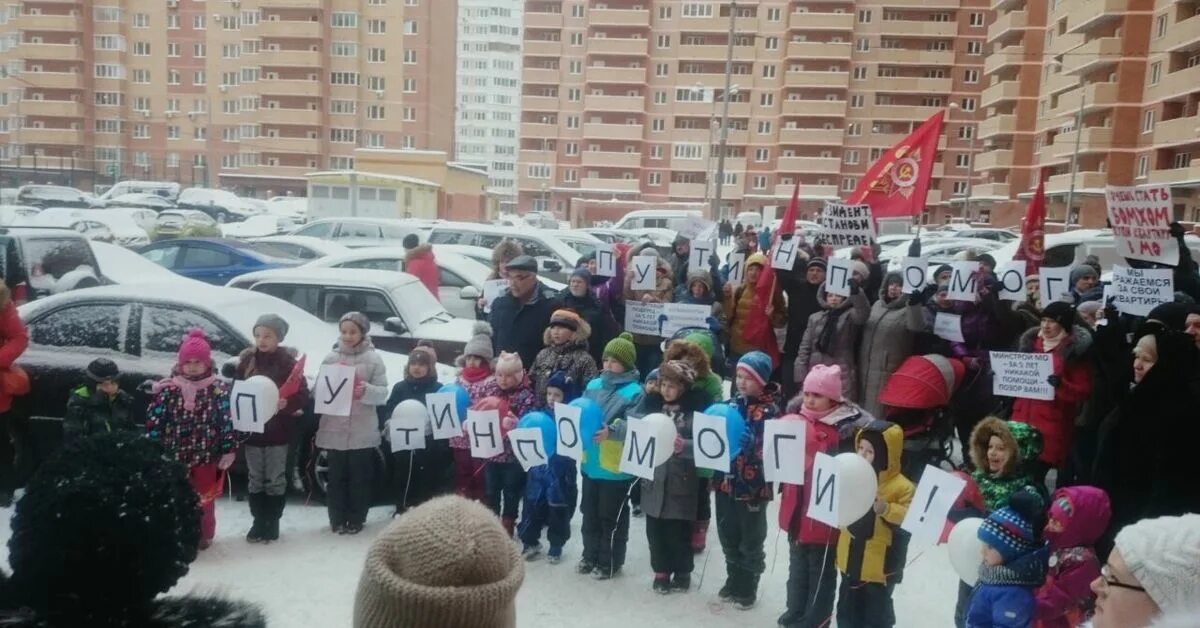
[457,0,523,211]
[0,0,456,196]
[518,0,991,224]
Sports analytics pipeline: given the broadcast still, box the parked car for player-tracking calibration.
[138,237,302,285]
[176,188,261,223]
[24,208,116,243]
[580,227,641,245]
[881,237,1005,272]
[429,243,567,292]
[426,222,581,281]
[105,193,177,212]
[15,185,102,210]
[266,197,308,221]
[104,206,159,234]
[87,209,152,247]
[227,267,475,359]
[90,241,204,287]
[988,229,1200,273]
[0,227,105,303]
[220,215,301,239]
[290,217,424,249]
[926,227,1018,242]
[547,229,604,260]
[97,180,181,202]
[0,205,41,226]
[152,210,221,240]
[247,235,352,261]
[612,209,702,231]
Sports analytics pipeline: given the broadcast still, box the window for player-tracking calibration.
[760,93,775,106]
[967,40,982,55]
[222,44,240,59]
[649,145,662,159]
[133,12,149,28]
[193,14,206,29]
[167,42,180,57]
[330,128,357,143]
[762,64,777,78]
[1173,152,1192,169]
[94,6,122,22]
[850,94,865,108]
[368,19,386,34]
[1137,155,1149,178]
[142,305,241,359]
[402,107,416,121]
[133,69,150,84]
[845,150,859,165]
[571,4,584,17]
[30,304,124,352]
[367,105,385,120]
[656,63,670,77]
[648,172,662,186]
[674,143,704,159]
[853,66,868,80]
[953,181,968,195]
[856,38,870,52]
[969,12,984,27]
[569,60,582,74]
[570,32,583,46]
[332,42,358,57]
[858,9,872,23]
[682,3,713,18]
[841,178,857,192]
[847,123,861,136]
[1143,110,1155,133]
[368,48,386,63]
[332,12,357,28]
[964,69,979,84]
[757,120,772,134]
[752,175,767,189]
[754,148,769,162]
[403,19,417,34]
[403,49,417,64]
[958,125,974,140]
[194,43,206,58]
[402,78,417,92]
[563,169,577,183]
[657,34,671,48]
[1150,61,1161,85]
[765,37,779,51]
[960,98,976,112]
[1155,14,1167,38]
[95,64,124,79]
[567,143,580,156]
[133,124,149,139]
[167,126,180,140]
[331,100,356,114]
[527,164,551,179]
[659,5,672,19]
[368,76,386,91]
[956,154,970,167]
[767,7,781,21]
[331,72,360,85]
[651,118,665,132]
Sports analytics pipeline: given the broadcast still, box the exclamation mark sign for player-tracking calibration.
[918,486,939,523]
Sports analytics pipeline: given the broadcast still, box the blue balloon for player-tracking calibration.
[518,411,556,458]
[438,383,470,419]
[570,397,605,445]
[703,403,748,459]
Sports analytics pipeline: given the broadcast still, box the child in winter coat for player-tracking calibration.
[518,370,580,564]
[662,336,720,552]
[795,281,871,403]
[234,314,310,544]
[146,329,236,549]
[778,363,873,628]
[453,322,495,501]
[716,351,781,610]
[581,332,644,579]
[836,420,915,628]
[629,367,658,518]
[1034,486,1111,628]
[530,309,598,402]
[968,490,1050,628]
[317,312,389,535]
[467,351,537,537]
[381,344,449,516]
[634,359,707,595]
[63,358,136,445]
[723,252,787,364]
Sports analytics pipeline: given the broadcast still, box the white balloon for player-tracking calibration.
[640,413,678,467]
[392,399,428,424]
[832,452,879,527]
[230,375,280,433]
[947,517,985,586]
[244,375,280,414]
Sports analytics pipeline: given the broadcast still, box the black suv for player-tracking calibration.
[15,185,101,210]
[0,227,104,304]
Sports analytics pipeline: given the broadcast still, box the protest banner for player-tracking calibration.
[467,409,505,459]
[482,279,509,313]
[388,401,427,453]
[990,351,1055,401]
[554,402,583,462]
[425,392,462,440]
[624,301,663,336]
[661,302,711,337]
[995,261,1026,302]
[818,202,876,247]
[1105,185,1178,266]
[692,412,730,474]
[727,253,746,288]
[771,236,800,271]
[1110,264,1173,317]
[1039,266,1072,307]
[231,376,278,434]
[313,364,356,416]
[763,420,806,485]
[825,258,853,297]
[689,240,715,273]
[508,428,549,471]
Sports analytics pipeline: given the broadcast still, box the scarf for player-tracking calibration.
[977,547,1049,588]
[460,365,492,385]
[799,404,835,424]
[1040,328,1067,353]
[816,302,849,355]
[164,372,216,412]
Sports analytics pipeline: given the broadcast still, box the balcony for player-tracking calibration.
[781,99,846,116]
[868,48,955,65]
[869,103,943,120]
[979,114,1016,139]
[523,95,559,111]
[1045,82,1117,120]
[523,67,561,84]
[1038,140,1068,165]
[17,13,78,30]
[779,127,843,145]
[1061,37,1121,76]
[778,156,841,174]
[20,43,80,61]
[581,151,642,168]
[792,12,854,30]
[587,37,648,56]
[669,182,708,198]
[673,100,751,118]
[1148,165,1200,185]
[258,48,322,67]
[259,0,324,7]
[257,20,322,39]
[239,164,316,180]
[1145,64,1200,104]
[258,79,321,97]
[1067,0,1126,35]
[1051,127,1112,157]
[27,100,83,118]
[679,15,760,33]
[1151,116,1200,148]
[974,149,1014,171]
[586,66,645,83]
[580,177,641,192]
[671,128,713,143]
[987,10,1028,43]
[786,70,850,88]
[257,107,322,126]
[588,8,650,27]
[678,44,757,62]
[972,182,1012,198]
[872,76,953,93]
[261,136,321,153]
[875,19,959,37]
[1161,13,1200,53]
[525,11,564,29]
[522,122,558,139]
[786,41,852,61]
[784,184,839,199]
[582,123,643,140]
[1045,171,1108,192]
[984,46,1024,76]
[584,94,645,112]
[15,71,82,89]
[524,40,560,57]
[18,127,81,145]
[981,80,1022,107]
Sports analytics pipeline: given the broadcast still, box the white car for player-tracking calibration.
[266,197,308,220]
[832,234,919,259]
[426,243,567,292]
[988,229,1200,273]
[106,193,177,212]
[226,267,478,359]
[177,188,262,223]
[882,238,1007,274]
[104,206,159,233]
[248,235,353,261]
[221,215,301,239]
[427,222,581,280]
[0,205,40,226]
[21,208,115,243]
[545,229,604,260]
[89,209,152,246]
[290,217,424,249]
[89,241,206,287]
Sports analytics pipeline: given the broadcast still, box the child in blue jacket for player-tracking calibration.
[518,371,580,564]
[968,489,1049,628]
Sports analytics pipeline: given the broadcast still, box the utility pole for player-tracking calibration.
[1065,87,1085,228]
[711,0,736,221]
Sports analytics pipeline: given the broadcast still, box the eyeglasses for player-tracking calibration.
[1101,564,1146,593]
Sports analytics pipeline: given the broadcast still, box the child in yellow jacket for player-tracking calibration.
[836,420,914,628]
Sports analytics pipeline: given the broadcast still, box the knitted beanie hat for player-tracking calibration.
[851,260,870,280]
[86,358,120,383]
[978,491,1042,563]
[545,371,578,403]
[177,329,212,366]
[570,267,591,284]
[1069,264,1098,286]
[736,351,772,387]
[463,322,495,362]
[658,359,696,388]
[253,313,289,341]
[494,351,523,376]
[407,344,436,375]
[803,364,843,402]
[353,495,525,628]
[602,332,636,370]
[806,257,828,272]
[645,368,660,382]
[340,311,372,336]
[1041,301,1076,332]
[1114,513,1200,613]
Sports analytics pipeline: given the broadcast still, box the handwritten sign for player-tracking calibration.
[624,301,663,336]
[619,418,660,481]
[467,409,504,459]
[771,236,800,271]
[763,420,806,485]
[313,364,356,416]
[727,253,746,288]
[661,302,710,337]
[825,257,853,297]
[631,255,656,290]
[677,215,715,240]
[1105,184,1178,266]
[934,312,965,343]
[508,427,549,471]
[1040,266,1072,307]
[901,466,968,548]
[1110,264,1173,317]
[689,240,715,274]
[425,391,461,440]
[692,412,730,473]
[995,261,1026,302]
[482,279,509,313]
[388,405,427,452]
[901,257,929,293]
[594,243,616,277]
[231,376,279,434]
[991,351,1054,401]
[554,402,583,462]
[947,262,981,302]
[818,202,876,247]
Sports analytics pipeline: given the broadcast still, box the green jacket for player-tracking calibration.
[63,385,137,445]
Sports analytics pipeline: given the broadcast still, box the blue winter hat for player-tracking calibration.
[545,370,579,402]
[978,491,1042,563]
[645,368,660,383]
[736,351,772,387]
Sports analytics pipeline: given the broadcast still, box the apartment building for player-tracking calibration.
[517,0,991,224]
[456,0,523,211]
[0,0,456,196]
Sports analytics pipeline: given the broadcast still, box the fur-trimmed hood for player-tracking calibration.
[969,416,1042,477]
[404,242,434,262]
[1018,325,1093,361]
[0,595,268,627]
[662,337,712,380]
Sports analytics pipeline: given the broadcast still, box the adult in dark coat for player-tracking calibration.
[489,255,562,370]
[560,267,610,364]
[778,256,825,399]
[857,272,926,419]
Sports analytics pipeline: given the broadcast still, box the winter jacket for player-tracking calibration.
[315,339,388,452]
[671,244,724,304]
[623,253,674,347]
[967,547,1049,628]
[489,282,562,369]
[405,243,439,300]
[581,369,643,481]
[1034,486,1109,628]
[0,593,268,628]
[0,293,29,414]
[857,289,925,418]
[661,338,721,407]
[724,254,787,356]
[836,421,915,585]
[530,336,598,403]
[234,347,309,447]
[559,288,609,364]
[449,367,492,450]
[63,385,136,444]
[524,455,577,508]
[464,375,537,463]
[1010,327,1093,468]
[380,373,442,428]
[795,285,870,401]
[778,274,823,357]
[778,401,873,545]
[674,269,724,326]
[969,417,1044,513]
[716,382,781,503]
[633,388,707,521]
[146,374,234,467]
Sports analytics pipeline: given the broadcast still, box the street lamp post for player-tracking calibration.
[1048,61,1084,227]
[711,0,736,221]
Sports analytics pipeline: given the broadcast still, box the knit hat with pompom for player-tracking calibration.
[602,332,636,370]
[177,329,212,367]
[463,322,494,362]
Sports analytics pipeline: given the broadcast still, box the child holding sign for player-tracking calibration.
[518,370,579,564]
[145,329,235,549]
[381,344,448,516]
[452,322,495,501]
[467,351,537,538]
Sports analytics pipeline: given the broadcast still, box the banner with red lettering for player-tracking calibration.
[846,111,945,219]
[1105,185,1178,266]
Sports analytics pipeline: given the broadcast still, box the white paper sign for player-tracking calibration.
[1040,266,1073,307]
[619,417,661,481]
[991,351,1055,401]
[901,466,968,547]
[554,402,583,462]
[313,364,356,416]
[482,279,509,313]
[818,202,876,247]
[692,412,730,473]
[901,257,929,293]
[631,255,657,290]
[677,215,715,240]
[727,253,746,288]
[661,302,711,337]
[623,301,663,336]
[389,409,427,452]
[995,261,1027,302]
[1110,264,1173,317]
[689,240,715,274]
[933,312,965,343]
[825,257,853,297]
[763,420,807,485]
[508,427,549,471]
[425,392,461,440]
[467,409,504,459]
[947,262,981,302]
[1105,184,1179,266]
[771,237,800,271]
[231,376,279,434]
[806,452,841,528]
[594,243,616,278]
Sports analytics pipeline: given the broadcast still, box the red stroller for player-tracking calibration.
[877,354,966,483]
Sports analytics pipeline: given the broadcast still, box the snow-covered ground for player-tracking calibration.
[4,495,957,627]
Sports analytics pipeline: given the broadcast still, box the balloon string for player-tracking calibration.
[809,541,832,621]
[770,526,782,574]
[402,452,414,512]
[607,480,637,579]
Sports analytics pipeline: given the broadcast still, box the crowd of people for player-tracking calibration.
[0,220,1197,627]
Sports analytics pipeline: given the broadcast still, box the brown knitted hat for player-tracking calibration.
[353,495,525,628]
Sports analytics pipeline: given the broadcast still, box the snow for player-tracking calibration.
[0,496,957,627]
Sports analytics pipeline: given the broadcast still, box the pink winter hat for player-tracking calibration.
[803,364,843,402]
[177,329,213,366]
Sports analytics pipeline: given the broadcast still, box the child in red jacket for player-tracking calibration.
[1034,486,1111,628]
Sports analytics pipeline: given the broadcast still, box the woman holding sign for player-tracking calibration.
[857,272,926,419]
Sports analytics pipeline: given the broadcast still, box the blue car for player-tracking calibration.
[138,238,301,285]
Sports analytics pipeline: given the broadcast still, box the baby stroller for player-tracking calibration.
[876,354,966,484]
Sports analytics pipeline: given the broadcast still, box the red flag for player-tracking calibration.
[743,184,799,367]
[278,354,307,400]
[1014,174,1047,276]
[847,111,945,219]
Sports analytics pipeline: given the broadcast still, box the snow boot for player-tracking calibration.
[777,609,801,627]
[522,543,543,561]
[592,564,620,580]
[576,559,596,575]
[732,574,759,610]
[652,573,671,594]
[501,517,516,539]
[245,493,265,544]
[718,566,741,601]
[690,519,709,554]
[547,546,563,564]
[670,572,692,593]
[263,495,284,542]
